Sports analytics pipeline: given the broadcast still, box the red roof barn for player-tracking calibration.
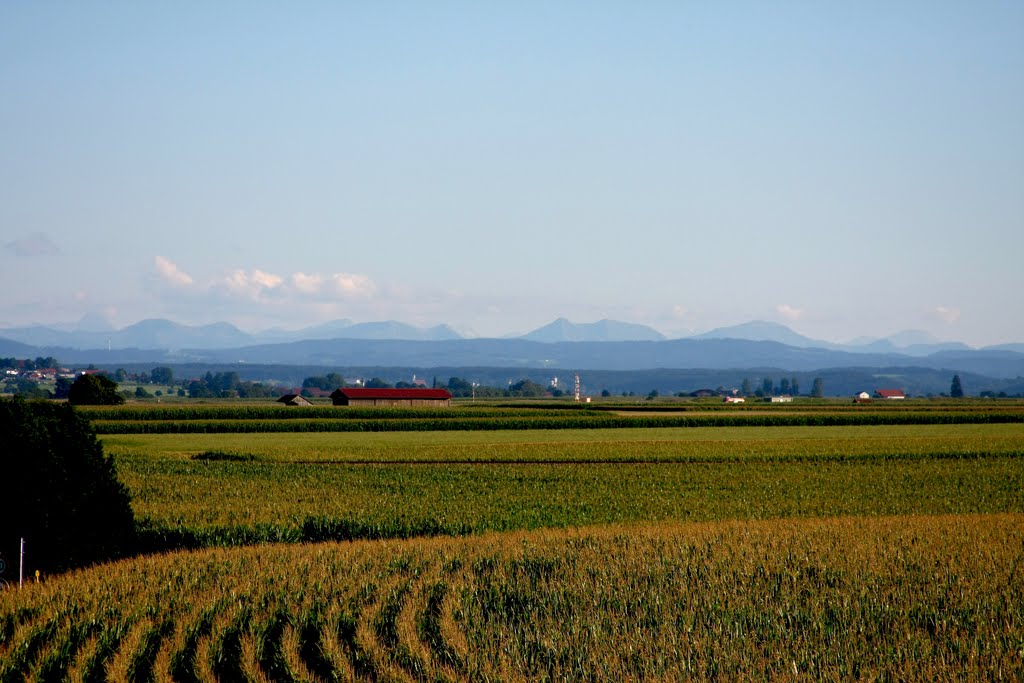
[330,388,452,407]
[875,389,906,400]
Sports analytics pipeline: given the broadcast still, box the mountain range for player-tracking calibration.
[2,317,1023,383]
[0,316,998,354]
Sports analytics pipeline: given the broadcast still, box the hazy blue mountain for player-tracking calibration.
[522,318,666,343]
[690,321,837,348]
[5,335,1024,386]
[0,319,256,350]
[116,319,255,349]
[845,329,971,356]
[0,325,78,348]
[0,318,461,349]
[338,321,463,341]
[255,318,355,342]
[985,343,1024,354]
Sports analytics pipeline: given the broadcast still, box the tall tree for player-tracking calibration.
[811,377,825,398]
[741,378,752,396]
[1,398,135,572]
[68,374,125,405]
[791,377,800,396]
[150,366,174,385]
[950,375,964,398]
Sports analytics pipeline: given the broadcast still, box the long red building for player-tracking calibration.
[330,388,452,407]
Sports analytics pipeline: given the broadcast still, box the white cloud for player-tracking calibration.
[933,305,961,325]
[154,256,194,287]
[776,304,804,321]
[153,256,381,311]
[671,305,689,320]
[291,272,323,294]
[219,268,286,299]
[330,273,376,297]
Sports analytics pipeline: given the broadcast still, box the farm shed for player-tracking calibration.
[277,394,312,407]
[330,388,453,407]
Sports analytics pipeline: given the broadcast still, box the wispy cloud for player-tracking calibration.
[776,304,804,321]
[5,232,60,257]
[932,305,961,325]
[154,256,195,287]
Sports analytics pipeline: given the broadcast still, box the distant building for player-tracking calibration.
[856,392,871,400]
[766,395,794,403]
[277,394,313,407]
[330,388,452,407]
[875,389,906,400]
[724,396,745,404]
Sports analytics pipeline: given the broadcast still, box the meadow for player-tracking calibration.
[2,401,1024,679]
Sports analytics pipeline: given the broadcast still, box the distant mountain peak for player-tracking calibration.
[522,318,666,343]
[691,320,832,348]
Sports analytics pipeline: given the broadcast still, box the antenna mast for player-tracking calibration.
[574,372,581,403]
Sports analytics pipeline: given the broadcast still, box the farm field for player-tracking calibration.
[4,402,1024,679]
[1,515,1021,680]
[96,423,1024,547]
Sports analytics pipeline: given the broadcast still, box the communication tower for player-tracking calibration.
[574,373,581,403]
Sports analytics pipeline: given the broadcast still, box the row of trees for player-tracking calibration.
[739,377,824,398]
[0,356,61,370]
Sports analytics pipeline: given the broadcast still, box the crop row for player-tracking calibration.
[90,410,1024,434]
[75,405,569,422]
[99,423,1024,463]
[2,514,1021,681]
[115,453,1024,544]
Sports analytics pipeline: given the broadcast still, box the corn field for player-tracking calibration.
[2,514,1021,681]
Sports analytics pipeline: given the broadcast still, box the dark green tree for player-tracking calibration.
[364,377,392,388]
[950,375,964,398]
[780,378,791,395]
[1,398,135,572]
[446,377,474,397]
[54,376,73,399]
[68,373,125,405]
[741,378,752,396]
[508,379,546,397]
[150,366,174,385]
[791,377,800,396]
[811,377,825,398]
[762,378,774,396]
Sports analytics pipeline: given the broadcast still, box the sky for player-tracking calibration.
[2,2,1022,346]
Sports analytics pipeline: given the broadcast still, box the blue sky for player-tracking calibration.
[2,2,1022,345]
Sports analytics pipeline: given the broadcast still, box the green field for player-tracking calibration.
[3,403,1024,679]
